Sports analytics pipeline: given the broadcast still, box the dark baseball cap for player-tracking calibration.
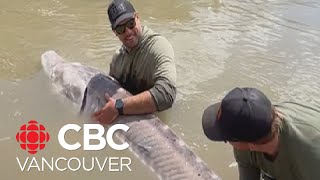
[202,87,273,142]
[107,0,135,29]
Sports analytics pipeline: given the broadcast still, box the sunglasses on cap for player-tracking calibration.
[114,18,136,34]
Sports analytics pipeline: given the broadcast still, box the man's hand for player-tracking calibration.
[92,94,119,125]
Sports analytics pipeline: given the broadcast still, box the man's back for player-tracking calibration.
[234,101,320,180]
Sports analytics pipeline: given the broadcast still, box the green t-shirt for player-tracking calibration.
[234,102,320,180]
[109,26,176,111]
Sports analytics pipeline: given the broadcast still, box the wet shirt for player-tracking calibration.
[109,26,176,111]
[234,102,320,180]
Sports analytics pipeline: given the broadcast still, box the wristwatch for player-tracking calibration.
[115,99,124,115]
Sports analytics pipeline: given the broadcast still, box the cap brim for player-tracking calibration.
[202,102,225,141]
[112,13,134,29]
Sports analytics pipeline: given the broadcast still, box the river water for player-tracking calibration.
[1,0,320,179]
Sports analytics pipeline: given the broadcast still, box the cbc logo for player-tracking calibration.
[16,120,50,154]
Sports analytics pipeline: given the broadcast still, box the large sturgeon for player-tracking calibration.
[41,50,220,180]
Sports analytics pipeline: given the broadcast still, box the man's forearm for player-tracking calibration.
[238,165,261,180]
[122,91,157,115]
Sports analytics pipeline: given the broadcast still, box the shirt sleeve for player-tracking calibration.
[148,36,177,111]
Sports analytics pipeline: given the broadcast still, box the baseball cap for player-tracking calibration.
[107,0,136,29]
[202,87,273,142]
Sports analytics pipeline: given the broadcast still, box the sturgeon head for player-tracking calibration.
[41,50,100,108]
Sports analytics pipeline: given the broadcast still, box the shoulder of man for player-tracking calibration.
[111,45,125,62]
[274,101,320,159]
[275,101,320,130]
[142,26,173,47]
[141,26,174,59]
[275,102,320,180]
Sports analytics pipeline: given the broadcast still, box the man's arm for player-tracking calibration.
[121,60,176,114]
[120,36,176,114]
[238,165,261,180]
[122,90,157,114]
[234,149,261,180]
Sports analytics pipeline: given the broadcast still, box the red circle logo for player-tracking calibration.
[16,120,50,154]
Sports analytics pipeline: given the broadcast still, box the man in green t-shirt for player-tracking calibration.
[202,87,320,180]
[93,0,176,124]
